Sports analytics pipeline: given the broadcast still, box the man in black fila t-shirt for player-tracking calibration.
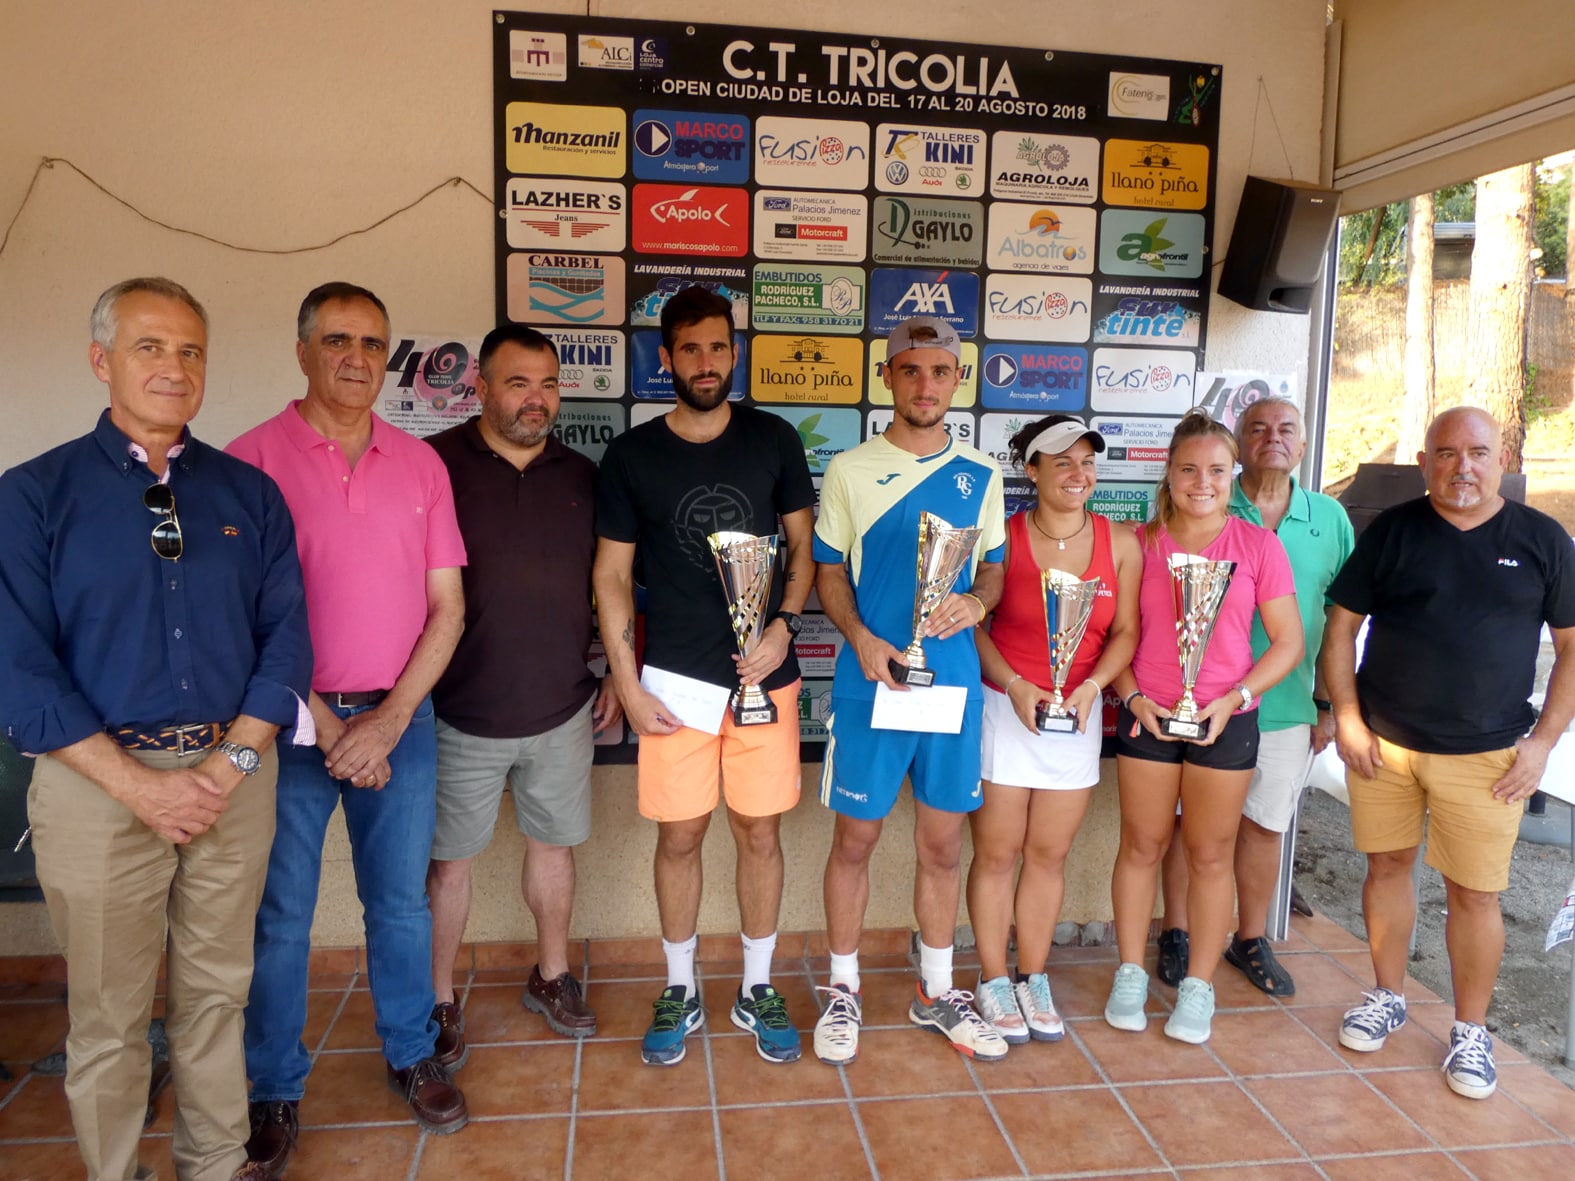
[1323,406,1575,1101]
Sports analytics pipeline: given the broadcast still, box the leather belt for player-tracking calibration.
[110,722,224,754]
[324,690,389,708]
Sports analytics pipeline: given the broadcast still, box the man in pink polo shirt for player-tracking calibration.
[227,282,469,1175]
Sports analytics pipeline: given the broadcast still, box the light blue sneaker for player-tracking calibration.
[1104,962,1150,1032]
[1164,976,1215,1044]
[641,985,704,1066]
[1443,1022,1496,1099]
[731,984,802,1063]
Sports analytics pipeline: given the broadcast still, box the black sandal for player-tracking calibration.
[1156,927,1190,987]
[1225,936,1296,996]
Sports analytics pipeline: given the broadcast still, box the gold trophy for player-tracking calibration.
[1160,554,1237,740]
[708,531,781,726]
[888,512,983,688]
[1034,570,1103,733]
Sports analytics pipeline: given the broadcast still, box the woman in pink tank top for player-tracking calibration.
[966,414,1141,1046]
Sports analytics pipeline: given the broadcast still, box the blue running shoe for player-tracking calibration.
[641,985,704,1066]
[1443,1022,1496,1099]
[731,984,802,1063]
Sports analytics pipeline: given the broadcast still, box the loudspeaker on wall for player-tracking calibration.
[1219,176,1341,314]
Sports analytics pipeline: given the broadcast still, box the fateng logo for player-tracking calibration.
[633,110,750,185]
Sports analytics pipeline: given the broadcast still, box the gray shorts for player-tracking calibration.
[432,695,595,859]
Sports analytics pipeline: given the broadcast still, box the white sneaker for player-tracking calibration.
[1014,973,1065,1042]
[909,984,1009,1061]
[975,976,1029,1046]
[813,984,862,1065]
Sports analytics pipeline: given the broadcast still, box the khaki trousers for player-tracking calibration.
[30,744,277,1181]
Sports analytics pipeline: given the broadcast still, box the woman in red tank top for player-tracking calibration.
[966,414,1141,1046]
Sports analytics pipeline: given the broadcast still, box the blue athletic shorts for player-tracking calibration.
[817,694,984,820]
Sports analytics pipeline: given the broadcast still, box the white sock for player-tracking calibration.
[829,950,861,993]
[919,940,953,998]
[741,931,777,992]
[663,934,697,993]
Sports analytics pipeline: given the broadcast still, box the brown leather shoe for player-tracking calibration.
[431,1001,469,1071]
[522,965,597,1038]
[244,1100,298,1178]
[387,1058,468,1135]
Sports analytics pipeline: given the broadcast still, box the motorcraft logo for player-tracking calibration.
[506,102,625,178]
[1090,347,1197,415]
[509,31,566,81]
[984,274,1092,343]
[753,191,868,261]
[755,116,870,191]
[505,180,626,252]
[871,197,983,268]
[874,123,986,196]
[1108,72,1171,120]
[980,344,1088,412]
[539,329,625,399]
[632,185,748,256]
[990,132,1098,204]
[1102,139,1209,210]
[751,264,866,333]
[1093,295,1201,346]
[870,267,980,336]
[505,253,625,326]
[1090,414,1174,479]
[1098,210,1205,278]
[633,109,750,185]
[577,34,633,70]
[751,335,864,405]
[986,203,1095,275]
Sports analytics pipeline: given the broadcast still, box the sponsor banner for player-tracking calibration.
[985,203,1095,274]
[631,183,749,256]
[864,409,977,450]
[1102,138,1209,210]
[1098,210,1205,278]
[1087,482,1154,523]
[505,102,625,178]
[751,264,865,333]
[978,412,1038,477]
[755,116,871,190]
[578,34,633,70]
[636,36,668,72]
[504,179,626,252]
[797,677,836,743]
[979,344,1087,412]
[507,253,625,325]
[869,267,980,336]
[753,191,869,261]
[632,108,750,184]
[628,260,749,327]
[1107,71,1170,120]
[509,30,567,81]
[870,196,983,267]
[983,274,1092,342]
[1090,414,1179,480]
[791,616,845,677]
[552,401,627,462]
[1090,347,1196,415]
[539,328,625,399]
[378,335,481,438]
[1092,285,1204,347]
[989,132,1099,204]
[1193,371,1300,432]
[760,406,863,474]
[873,123,986,195]
[629,329,749,399]
[751,335,863,404]
[868,340,978,408]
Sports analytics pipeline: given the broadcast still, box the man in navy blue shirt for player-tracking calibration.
[0,277,312,1181]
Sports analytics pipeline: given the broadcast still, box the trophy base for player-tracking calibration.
[1035,703,1078,734]
[1160,716,1210,741]
[888,659,934,688]
[732,698,778,727]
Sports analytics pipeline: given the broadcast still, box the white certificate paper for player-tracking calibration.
[871,682,968,734]
[640,664,732,736]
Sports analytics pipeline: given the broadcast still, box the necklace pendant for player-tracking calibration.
[1057,539,1066,550]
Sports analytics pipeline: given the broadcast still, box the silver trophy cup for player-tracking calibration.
[889,512,984,688]
[1160,553,1237,740]
[708,531,781,726]
[1034,570,1103,733]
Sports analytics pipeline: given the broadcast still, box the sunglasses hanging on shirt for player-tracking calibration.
[143,482,183,561]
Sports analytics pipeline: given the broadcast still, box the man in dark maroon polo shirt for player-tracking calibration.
[424,325,621,1058]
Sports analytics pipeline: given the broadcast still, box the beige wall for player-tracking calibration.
[0,0,1329,953]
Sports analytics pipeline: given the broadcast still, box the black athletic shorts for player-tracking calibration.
[1113,704,1260,772]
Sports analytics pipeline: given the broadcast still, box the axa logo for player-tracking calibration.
[896,281,954,315]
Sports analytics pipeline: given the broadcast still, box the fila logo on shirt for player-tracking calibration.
[1497,557,1520,567]
[954,472,975,495]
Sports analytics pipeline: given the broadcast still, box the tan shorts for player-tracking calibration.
[1346,738,1521,892]
[636,681,803,822]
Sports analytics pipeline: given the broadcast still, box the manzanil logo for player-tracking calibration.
[648,188,731,226]
[513,122,622,149]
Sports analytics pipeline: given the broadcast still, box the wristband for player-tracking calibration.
[1004,674,1025,693]
[1122,689,1145,710]
[1312,697,1332,712]
[960,592,987,622]
[1082,677,1102,696]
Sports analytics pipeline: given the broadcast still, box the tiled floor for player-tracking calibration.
[2,913,1573,1180]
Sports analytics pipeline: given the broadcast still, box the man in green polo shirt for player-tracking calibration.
[1156,398,1354,995]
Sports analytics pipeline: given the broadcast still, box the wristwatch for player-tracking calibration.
[774,611,803,637]
[219,741,261,777]
[1234,683,1254,710]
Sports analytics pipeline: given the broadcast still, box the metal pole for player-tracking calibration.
[1268,805,1298,942]
[1566,924,1575,1069]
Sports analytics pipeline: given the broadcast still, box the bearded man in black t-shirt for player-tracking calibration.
[593,286,816,1067]
[1322,406,1575,1101]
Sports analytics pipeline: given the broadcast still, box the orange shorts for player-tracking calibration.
[636,681,803,822]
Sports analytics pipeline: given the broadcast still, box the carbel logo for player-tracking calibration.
[632,109,750,185]
[632,185,748,257]
[505,253,626,326]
